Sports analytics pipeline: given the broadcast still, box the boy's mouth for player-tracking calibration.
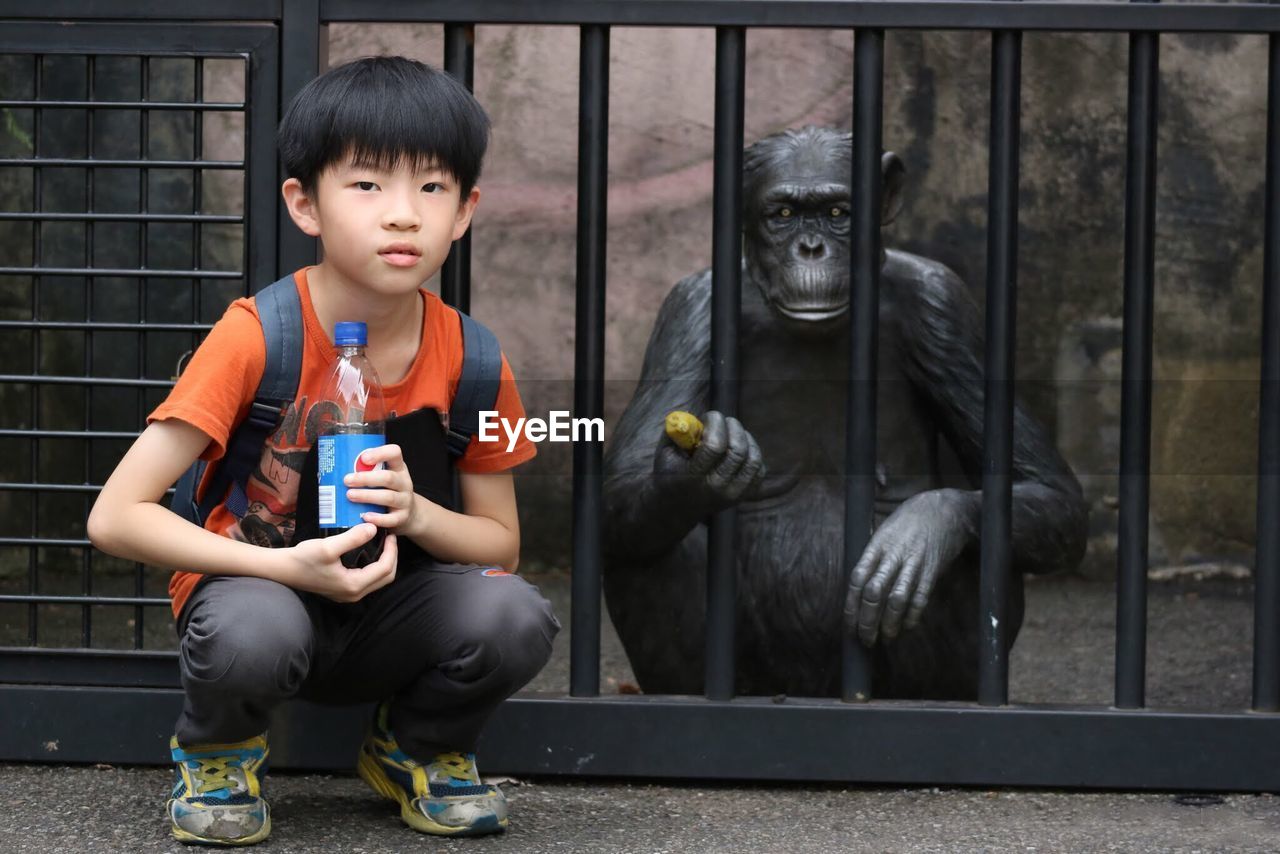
[379,243,422,267]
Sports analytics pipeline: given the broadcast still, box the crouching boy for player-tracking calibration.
[88,56,559,845]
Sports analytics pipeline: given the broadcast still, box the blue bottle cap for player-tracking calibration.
[334,321,367,346]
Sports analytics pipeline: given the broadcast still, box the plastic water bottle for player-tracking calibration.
[316,321,387,568]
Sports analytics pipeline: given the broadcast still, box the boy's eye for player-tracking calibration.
[355,181,379,191]
[423,182,442,193]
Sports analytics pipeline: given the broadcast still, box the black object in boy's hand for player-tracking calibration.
[323,525,388,569]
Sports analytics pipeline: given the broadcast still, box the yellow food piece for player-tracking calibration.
[665,410,704,452]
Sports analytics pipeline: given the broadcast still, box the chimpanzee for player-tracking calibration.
[601,126,1087,700]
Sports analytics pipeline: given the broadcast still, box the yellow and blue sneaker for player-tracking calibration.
[168,734,271,846]
[356,705,508,836]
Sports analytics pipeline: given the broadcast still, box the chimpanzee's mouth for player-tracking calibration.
[774,302,849,322]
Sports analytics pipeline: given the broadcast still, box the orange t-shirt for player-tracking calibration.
[149,268,537,618]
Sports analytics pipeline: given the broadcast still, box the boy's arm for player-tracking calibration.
[414,471,520,571]
[87,419,398,602]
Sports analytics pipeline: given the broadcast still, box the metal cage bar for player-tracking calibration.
[0,0,281,19]
[0,483,103,494]
[0,320,210,332]
[0,98,243,110]
[441,23,476,314]
[83,53,97,649]
[0,374,172,388]
[1116,14,1159,711]
[245,39,280,290]
[1255,23,1280,713]
[194,57,205,330]
[0,156,242,168]
[0,212,242,223]
[704,25,745,702]
[0,429,141,440]
[167,56,205,649]
[278,0,325,275]
[2,537,92,547]
[313,0,1280,31]
[570,24,609,698]
[6,686,1280,788]
[10,0,1280,30]
[28,53,43,647]
[978,26,1022,707]
[0,651,180,690]
[842,27,883,703]
[0,594,169,606]
[0,265,240,277]
[135,54,151,654]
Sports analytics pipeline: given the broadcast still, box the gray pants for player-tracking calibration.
[176,561,560,759]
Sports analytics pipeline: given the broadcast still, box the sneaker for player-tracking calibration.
[356,705,508,836]
[168,734,271,846]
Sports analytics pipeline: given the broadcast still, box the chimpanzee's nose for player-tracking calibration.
[797,235,825,260]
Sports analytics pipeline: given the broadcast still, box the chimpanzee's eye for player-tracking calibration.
[778,207,793,218]
[831,206,846,218]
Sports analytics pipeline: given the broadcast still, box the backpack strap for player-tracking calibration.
[195,274,303,522]
[446,310,502,459]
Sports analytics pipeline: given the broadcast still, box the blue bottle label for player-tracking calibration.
[316,433,386,528]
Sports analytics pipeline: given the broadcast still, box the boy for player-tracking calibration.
[87,56,559,846]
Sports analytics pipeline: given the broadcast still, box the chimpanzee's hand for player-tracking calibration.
[845,488,978,646]
[653,410,765,511]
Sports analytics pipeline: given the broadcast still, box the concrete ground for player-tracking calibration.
[3,571,1277,852]
[2,765,1279,853]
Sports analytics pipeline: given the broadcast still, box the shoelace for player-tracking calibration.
[433,752,477,782]
[189,756,243,796]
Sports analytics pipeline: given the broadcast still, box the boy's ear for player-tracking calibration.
[282,178,321,237]
[452,186,481,241]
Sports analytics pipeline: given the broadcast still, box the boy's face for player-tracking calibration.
[282,157,479,296]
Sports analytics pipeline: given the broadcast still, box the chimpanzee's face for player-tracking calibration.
[745,146,853,335]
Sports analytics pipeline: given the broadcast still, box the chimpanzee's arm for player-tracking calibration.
[895,258,1088,576]
[603,270,713,564]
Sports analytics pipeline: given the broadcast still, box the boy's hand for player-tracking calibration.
[287,523,398,603]
[343,444,424,537]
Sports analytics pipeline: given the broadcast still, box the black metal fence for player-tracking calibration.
[2,0,1280,791]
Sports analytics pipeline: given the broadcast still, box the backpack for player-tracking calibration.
[170,274,502,527]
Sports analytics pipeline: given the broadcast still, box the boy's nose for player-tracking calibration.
[382,197,421,230]
[382,211,420,231]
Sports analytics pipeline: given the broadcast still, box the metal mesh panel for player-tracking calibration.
[0,52,250,652]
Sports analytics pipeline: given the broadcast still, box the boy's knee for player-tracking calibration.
[180,582,313,696]
[487,577,560,653]
[448,576,559,682]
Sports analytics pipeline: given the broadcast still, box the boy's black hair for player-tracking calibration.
[277,56,489,197]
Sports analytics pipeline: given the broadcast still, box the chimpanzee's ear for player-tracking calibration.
[881,151,906,226]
